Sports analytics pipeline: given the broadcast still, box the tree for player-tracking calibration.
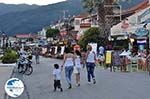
[82,0,132,40]
[46,28,60,38]
[78,27,105,50]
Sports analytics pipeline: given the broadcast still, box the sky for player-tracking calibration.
[0,0,66,5]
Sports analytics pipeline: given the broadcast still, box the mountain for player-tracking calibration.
[118,0,148,10]
[0,0,84,35]
[0,0,148,35]
[0,3,39,15]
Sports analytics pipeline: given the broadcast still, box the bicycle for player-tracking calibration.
[24,59,33,75]
[17,58,27,73]
[17,57,33,75]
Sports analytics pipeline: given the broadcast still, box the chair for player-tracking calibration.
[130,57,138,72]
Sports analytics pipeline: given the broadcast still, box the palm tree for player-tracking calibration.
[82,0,115,43]
[82,0,134,45]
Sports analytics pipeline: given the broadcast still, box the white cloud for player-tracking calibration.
[0,0,66,5]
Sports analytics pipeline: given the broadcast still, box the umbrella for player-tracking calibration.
[119,51,130,56]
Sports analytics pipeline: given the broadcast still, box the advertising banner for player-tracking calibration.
[105,51,112,64]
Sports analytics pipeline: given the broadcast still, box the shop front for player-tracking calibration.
[128,27,149,52]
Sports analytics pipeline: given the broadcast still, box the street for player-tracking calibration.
[0,66,14,99]
[8,57,150,99]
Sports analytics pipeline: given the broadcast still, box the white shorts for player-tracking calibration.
[73,67,81,74]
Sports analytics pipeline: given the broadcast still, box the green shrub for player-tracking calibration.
[0,56,3,60]
[2,49,18,64]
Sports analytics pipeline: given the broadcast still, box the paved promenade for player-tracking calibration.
[0,66,14,99]
[3,57,150,99]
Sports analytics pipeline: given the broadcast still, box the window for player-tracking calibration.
[75,20,80,25]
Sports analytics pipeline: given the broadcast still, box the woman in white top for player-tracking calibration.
[61,47,74,89]
[85,45,96,84]
[74,50,82,86]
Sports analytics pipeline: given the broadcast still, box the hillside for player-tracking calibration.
[0,0,148,35]
[118,0,148,10]
[0,3,39,15]
[0,0,84,35]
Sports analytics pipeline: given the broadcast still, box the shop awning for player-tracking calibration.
[111,23,145,36]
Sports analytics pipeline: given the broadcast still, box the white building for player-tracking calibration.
[111,4,150,49]
[74,15,85,32]
[73,14,98,36]
[38,26,50,38]
[111,4,150,34]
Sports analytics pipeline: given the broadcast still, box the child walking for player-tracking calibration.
[74,50,82,86]
[53,64,63,92]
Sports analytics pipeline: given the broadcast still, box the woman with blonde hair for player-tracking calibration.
[85,45,96,84]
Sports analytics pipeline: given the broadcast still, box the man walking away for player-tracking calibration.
[34,47,40,64]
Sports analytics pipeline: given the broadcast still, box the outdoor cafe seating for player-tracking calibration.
[127,56,139,72]
[120,51,148,72]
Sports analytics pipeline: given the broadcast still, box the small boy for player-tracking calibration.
[53,64,63,92]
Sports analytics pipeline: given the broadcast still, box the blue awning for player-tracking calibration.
[141,18,150,24]
[135,27,149,37]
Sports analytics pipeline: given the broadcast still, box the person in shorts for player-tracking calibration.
[74,50,82,86]
[53,64,63,92]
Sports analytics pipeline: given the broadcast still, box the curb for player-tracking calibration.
[0,64,16,67]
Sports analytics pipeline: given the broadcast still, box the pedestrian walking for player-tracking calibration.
[112,49,121,72]
[61,47,74,89]
[74,50,82,86]
[85,45,96,84]
[27,49,33,60]
[34,47,40,64]
[97,53,105,67]
[81,50,86,68]
[53,64,63,92]
[98,46,105,55]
